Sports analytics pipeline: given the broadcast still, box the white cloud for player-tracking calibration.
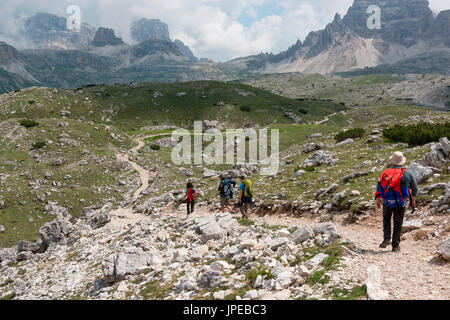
[0,0,448,62]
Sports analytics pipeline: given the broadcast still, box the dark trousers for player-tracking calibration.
[187,201,195,215]
[383,205,405,247]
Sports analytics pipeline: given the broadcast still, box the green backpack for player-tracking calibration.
[243,179,253,198]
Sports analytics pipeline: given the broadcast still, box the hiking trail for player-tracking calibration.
[111,133,448,300]
[111,135,161,224]
[249,212,450,300]
[314,111,346,125]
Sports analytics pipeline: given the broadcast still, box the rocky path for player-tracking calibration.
[112,136,159,224]
[249,212,450,300]
[112,133,448,300]
[116,136,158,201]
[314,111,346,125]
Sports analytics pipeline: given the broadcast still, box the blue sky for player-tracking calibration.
[238,2,284,27]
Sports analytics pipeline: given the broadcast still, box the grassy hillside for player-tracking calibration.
[0,82,346,247]
[0,69,35,94]
[129,104,449,216]
[0,81,346,131]
[242,73,450,110]
[0,80,448,248]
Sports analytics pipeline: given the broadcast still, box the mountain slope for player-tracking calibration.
[226,0,450,75]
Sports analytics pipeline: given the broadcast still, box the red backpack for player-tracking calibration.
[187,188,197,202]
[375,167,409,207]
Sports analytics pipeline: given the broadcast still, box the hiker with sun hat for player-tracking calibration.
[375,151,418,252]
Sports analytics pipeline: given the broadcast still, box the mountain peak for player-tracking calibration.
[91,27,125,47]
[23,12,96,50]
[131,19,171,43]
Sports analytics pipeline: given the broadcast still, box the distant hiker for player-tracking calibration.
[219,174,236,214]
[375,151,418,252]
[239,175,253,219]
[182,182,197,217]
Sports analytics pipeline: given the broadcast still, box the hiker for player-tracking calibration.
[181,182,197,217]
[238,175,253,219]
[218,174,236,213]
[375,151,418,252]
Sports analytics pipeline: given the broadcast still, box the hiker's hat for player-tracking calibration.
[390,151,406,166]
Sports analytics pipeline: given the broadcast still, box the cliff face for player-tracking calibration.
[343,0,434,45]
[130,19,197,60]
[428,10,450,46]
[91,28,125,47]
[174,40,197,61]
[23,13,96,50]
[131,19,171,43]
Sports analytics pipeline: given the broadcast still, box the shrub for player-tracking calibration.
[150,144,161,151]
[32,141,46,150]
[28,100,35,105]
[298,108,308,114]
[19,120,39,128]
[383,122,450,146]
[304,165,316,172]
[334,128,365,142]
[240,106,251,112]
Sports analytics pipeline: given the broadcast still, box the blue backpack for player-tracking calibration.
[223,179,234,199]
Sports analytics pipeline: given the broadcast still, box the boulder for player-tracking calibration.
[313,223,341,240]
[407,162,433,184]
[438,237,450,260]
[201,223,226,242]
[102,247,152,283]
[191,245,209,261]
[17,251,33,262]
[17,239,46,254]
[303,151,338,168]
[305,253,329,269]
[336,138,354,146]
[268,237,289,251]
[402,220,423,232]
[202,120,223,133]
[291,226,314,244]
[366,135,382,144]
[81,205,112,229]
[301,142,323,154]
[285,112,302,124]
[210,261,230,273]
[431,183,450,214]
[275,271,293,290]
[0,225,4,233]
[315,183,339,199]
[342,171,370,183]
[293,170,306,178]
[0,248,17,264]
[228,163,258,178]
[52,159,63,167]
[421,138,450,169]
[418,183,447,196]
[309,133,323,139]
[196,214,238,243]
[198,270,223,289]
[44,201,68,217]
[240,239,257,249]
[38,215,79,246]
[202,169,218,179]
